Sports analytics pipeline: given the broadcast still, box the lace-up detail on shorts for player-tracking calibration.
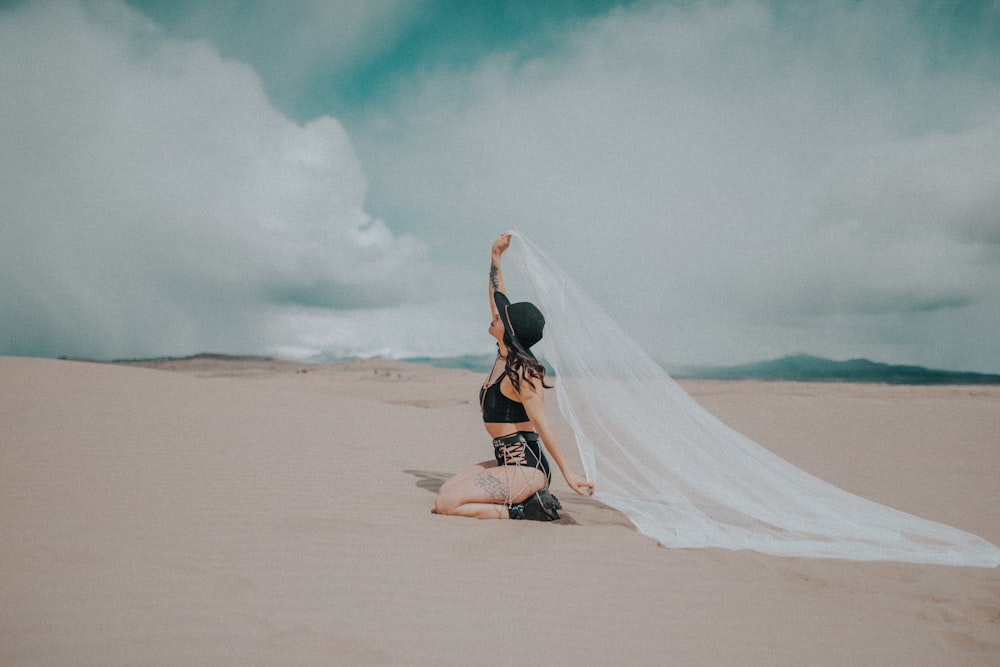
[492,431,551,484]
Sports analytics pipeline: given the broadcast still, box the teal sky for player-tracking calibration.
[126,0,645,121]
[122,1,1000,119]
[3,1,1000,371]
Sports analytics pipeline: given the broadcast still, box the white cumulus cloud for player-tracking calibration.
[1,1,430,360]
[354,0,1000,371]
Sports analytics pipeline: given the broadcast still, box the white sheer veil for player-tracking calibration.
[505,230,1000,567]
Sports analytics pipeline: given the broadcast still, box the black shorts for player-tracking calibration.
[492,431,551,484]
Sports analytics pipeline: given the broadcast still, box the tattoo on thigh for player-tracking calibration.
[474,471,508,502]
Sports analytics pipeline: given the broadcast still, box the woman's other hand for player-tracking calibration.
[565,471,594,496]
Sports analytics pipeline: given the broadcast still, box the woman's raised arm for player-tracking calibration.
[489,233,511,318]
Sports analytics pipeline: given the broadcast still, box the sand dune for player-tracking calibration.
[2,356,998,665]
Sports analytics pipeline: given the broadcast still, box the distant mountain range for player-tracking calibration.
[407,353,1000,384]
[107,352,1000,385]
[672,354,1000,385]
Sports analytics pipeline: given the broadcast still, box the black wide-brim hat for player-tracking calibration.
[494,290,544,360]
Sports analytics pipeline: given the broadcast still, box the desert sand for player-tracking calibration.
[1,355,998,666]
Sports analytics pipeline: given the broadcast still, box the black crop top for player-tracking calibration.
[480,379,530,423]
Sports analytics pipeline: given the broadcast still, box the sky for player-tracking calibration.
[2,0,999,372]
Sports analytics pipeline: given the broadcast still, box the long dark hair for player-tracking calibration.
[502,335,553,394]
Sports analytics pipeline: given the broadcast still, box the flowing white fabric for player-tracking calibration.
[506,230,1000,567]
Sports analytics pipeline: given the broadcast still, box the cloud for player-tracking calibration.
[0,1,429,360]
[353,0,1000,371]
[124,0,432,119]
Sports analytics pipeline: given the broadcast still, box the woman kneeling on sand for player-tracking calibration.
[434,234,594,520]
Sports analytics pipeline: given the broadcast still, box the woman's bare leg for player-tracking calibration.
[434,460,547,519]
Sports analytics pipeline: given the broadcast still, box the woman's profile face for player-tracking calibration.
[489,312,505,341]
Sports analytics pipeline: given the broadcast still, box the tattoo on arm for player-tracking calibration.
[489,262,500,291]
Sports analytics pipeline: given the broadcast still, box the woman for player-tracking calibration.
[434,234,594,520]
